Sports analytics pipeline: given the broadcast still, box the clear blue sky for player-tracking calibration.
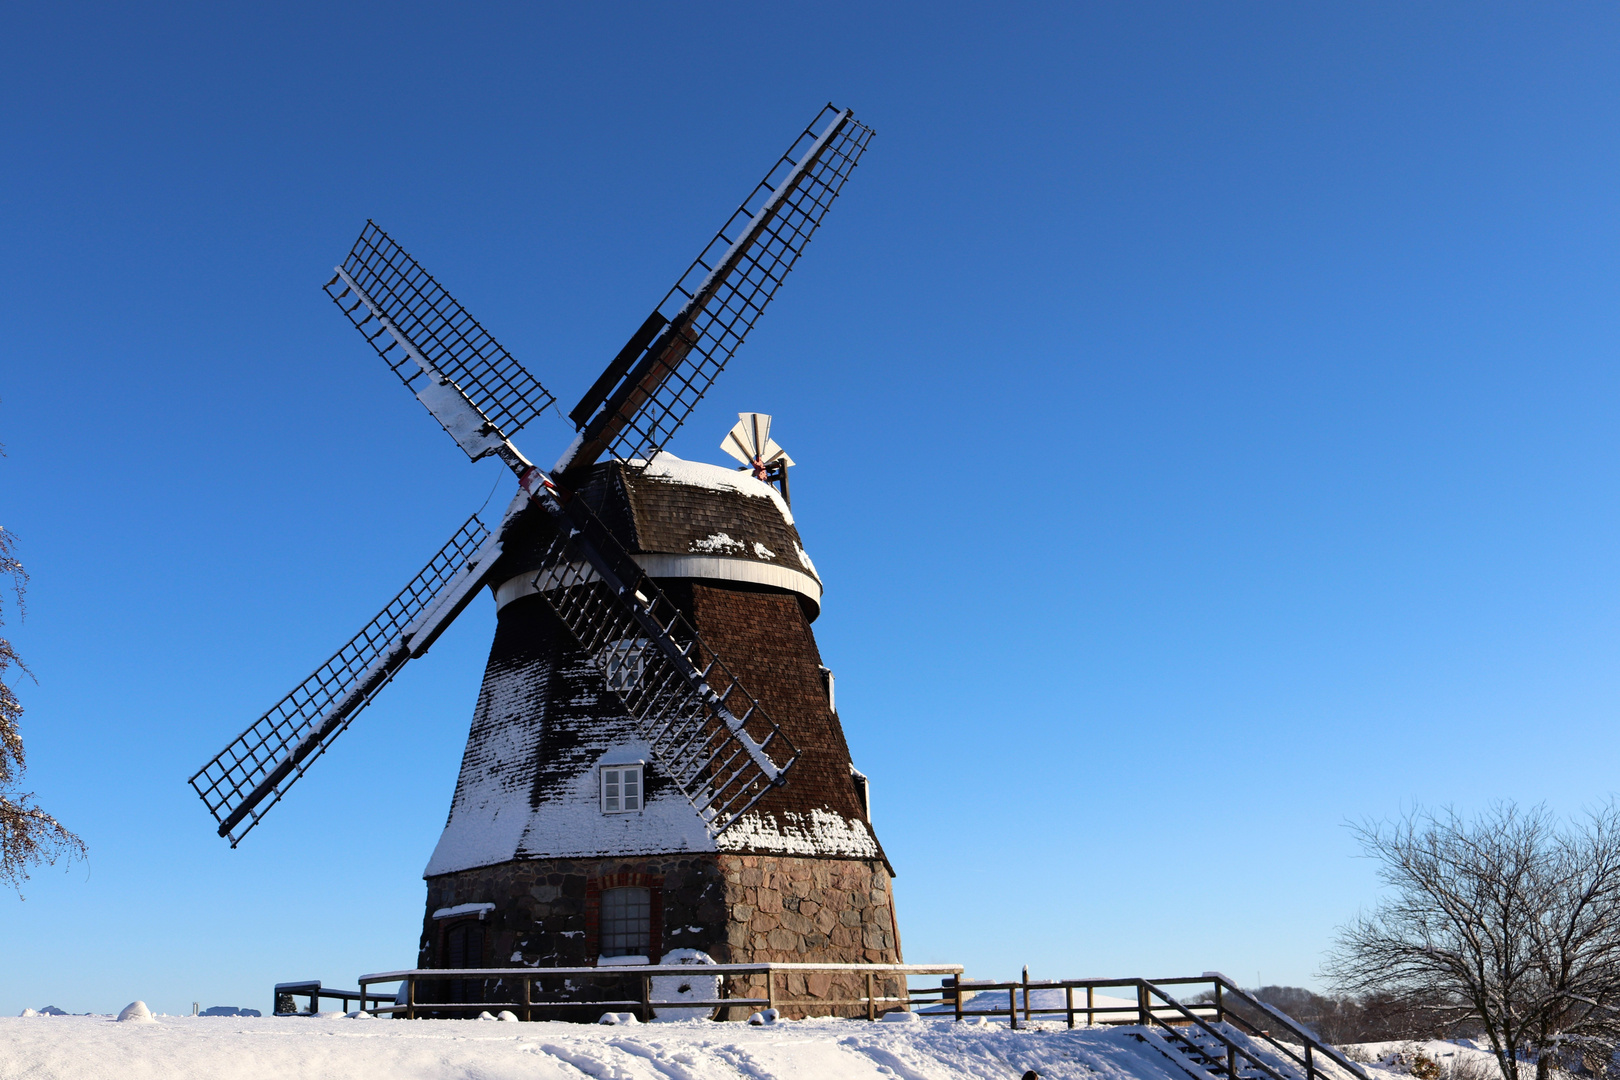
[5,2,1620,1015]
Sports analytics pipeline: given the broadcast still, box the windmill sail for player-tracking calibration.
[559,104,874,482]
[189,514,500,845]
[324,248,803,832]
[325,222,555,462]
[528,491,799,832]
[194,104,871,844]
[329,332,799,829]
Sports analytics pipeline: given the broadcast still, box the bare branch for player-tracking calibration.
[1326,803,1620,1080]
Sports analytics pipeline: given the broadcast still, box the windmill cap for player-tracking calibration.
[493,453,822,620]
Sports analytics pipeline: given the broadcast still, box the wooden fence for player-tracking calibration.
[337,962,963,1022]
[273,963,1375,1080]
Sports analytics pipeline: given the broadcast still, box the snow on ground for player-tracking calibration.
[0,1012,1216,1080]
[1344,1040,1505,1080]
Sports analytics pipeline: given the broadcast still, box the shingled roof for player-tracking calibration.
[490,454,824,618]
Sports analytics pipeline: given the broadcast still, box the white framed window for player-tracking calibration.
[600,764,643,813]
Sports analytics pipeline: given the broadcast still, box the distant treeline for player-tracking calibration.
[1196,986,1461,1045]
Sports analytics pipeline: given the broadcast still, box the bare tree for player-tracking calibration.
[1,514,86,895]
[1326,803,1620,1080]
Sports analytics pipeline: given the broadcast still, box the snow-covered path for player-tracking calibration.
[0,1013,1211,1080]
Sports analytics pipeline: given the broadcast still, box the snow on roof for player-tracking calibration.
[715,807,882,859]
[430,902,495,920]
[638,452,796,526]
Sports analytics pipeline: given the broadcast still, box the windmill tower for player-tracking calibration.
[189,106,896,1013]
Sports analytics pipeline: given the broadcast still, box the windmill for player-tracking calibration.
[721,412,795,502]
[190,105,899,1001]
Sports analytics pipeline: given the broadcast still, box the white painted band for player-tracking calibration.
[493,554,823,619]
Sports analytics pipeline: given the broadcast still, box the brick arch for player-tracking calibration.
[585,871,664,962]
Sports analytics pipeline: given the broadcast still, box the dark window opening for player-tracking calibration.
[445,922,484,1003]
[599,886,651,958]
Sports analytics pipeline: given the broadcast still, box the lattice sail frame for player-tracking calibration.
[566,104,875,472]
[325,222,555,447]
[525,490,799,832]
[189,516,491,844]
[314,214,805,832]
[194,104,871,844]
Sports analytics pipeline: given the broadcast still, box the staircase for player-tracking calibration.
[1128,977,1367,1080]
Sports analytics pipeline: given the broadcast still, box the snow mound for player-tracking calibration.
[597,1011,641,1025]
[651,949,721,1023]
[116,1001,154,1023]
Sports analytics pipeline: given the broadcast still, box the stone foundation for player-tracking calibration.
[715,853,902,1018]
[421,852,900,1018]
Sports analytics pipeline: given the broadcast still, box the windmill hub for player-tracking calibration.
[190,104,893,1018]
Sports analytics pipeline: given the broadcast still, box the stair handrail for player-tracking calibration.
[1203,972,1372,1080]
[1139,980,1293,1080]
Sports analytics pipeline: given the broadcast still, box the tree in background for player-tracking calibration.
[1326,803,1620,1080]
[1,515,85,895]
[1204,985,1443,1045]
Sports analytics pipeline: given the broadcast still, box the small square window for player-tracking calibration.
[603,638,650,692]
[601,765,643,813]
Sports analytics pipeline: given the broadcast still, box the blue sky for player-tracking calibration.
[6,2,1620,1014]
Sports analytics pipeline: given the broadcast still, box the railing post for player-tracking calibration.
[1066,985,1075,1029]
[866,972,875,1021]
[1138,982,1150,1026]
[522,976,531,1023]
[953,975,964,1023]
[407,976,416,1020]
[768,969,778,1014]
[1087,984,1094,1026]
[1022,966,1031,1024]
[641,974,652,1023]
[1008,985,1019,1030]
[1215,980,1224,1024]
[358,980,367,1015]
[1228,1046,1238,1078]
[1306,1043,1316,1080]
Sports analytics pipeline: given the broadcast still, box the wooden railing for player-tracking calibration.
[1203,972,1373,1080]
[276,960,1375,1080]
[349,962,964,1021]
[273,980,399,1016]
[942,971,1370,1080]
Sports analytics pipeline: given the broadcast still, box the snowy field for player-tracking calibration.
[1,1011,1243,1080]
[1346,1041,1505,1080]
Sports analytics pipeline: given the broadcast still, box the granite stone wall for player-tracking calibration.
[421,855,729,970]
[717,854,898,962]
[420,852,902,1019]
[716,853,902,1017]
